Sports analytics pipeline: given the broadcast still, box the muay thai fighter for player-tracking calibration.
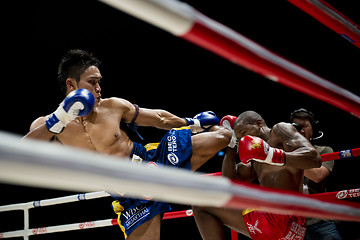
[24,49,231,240]
[193,111,322,240]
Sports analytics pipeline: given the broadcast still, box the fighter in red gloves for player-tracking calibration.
[238,135,285,166]
[193,111,322,240]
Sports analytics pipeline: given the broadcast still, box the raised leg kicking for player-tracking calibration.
[24,49,231,240]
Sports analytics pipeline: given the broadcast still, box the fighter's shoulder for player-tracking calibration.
[273,122,293,129]
[100,97,134,110]
[271,122,297,140]
[29,115,51,131]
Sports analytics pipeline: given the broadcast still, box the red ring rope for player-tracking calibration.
[288,0,360,48]
[206,147,360,178]
[321,147,360,162]
[182,14,360,118]
[311,188,360,201]
[161,188,360,220]
[101,0,360,117]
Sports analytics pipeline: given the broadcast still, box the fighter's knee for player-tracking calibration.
[192,205,201,213]
[217,127,232,145]
[192,206,205,216]
[192,206,217,219]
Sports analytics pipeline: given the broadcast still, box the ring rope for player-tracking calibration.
[1,142,357,238]
[311,188,360,201]
[100,0,360,118]
[0,191,109,212]
[0,211,192,239]
[0,133,359,222]
[1,186,359,239]
[0,219,118,239]
[321,147,360,162]
[0,143,359,238]
[288,0,360,48]
[206,147,360,177]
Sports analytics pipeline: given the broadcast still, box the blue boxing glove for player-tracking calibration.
[185,111,220,133]
[46,89,95,134]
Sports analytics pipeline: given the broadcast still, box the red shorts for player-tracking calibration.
[242,209,306,240]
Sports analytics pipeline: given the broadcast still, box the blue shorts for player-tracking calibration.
[112,127,192,238]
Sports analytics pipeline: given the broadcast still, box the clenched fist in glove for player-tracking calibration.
[238,135,285,166]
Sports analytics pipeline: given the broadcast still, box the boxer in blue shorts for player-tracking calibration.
[24,49,231,240]
[112,126,193,238]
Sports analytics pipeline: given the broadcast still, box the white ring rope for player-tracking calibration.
[1,187,359,239]
[0,191,191,239]
[288,0,360,48]
[0,191,113,239]
[0,131,360,223]
[0,191,109,212]
[0,218,116,239]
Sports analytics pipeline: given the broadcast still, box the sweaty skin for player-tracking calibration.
[25,66,187,158]
[24,65,231,240]
[233,121,321,191]
[193,113,321,240]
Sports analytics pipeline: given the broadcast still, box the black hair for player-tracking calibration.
[289,108,322,140]
[57,49,101,94]
[289,108,318,126]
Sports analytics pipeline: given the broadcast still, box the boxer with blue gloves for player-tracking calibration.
[46,89,95,134]
[24,49,231,240]
[185,111,220,134]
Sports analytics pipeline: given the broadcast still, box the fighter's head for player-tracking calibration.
[233,111,269,141]
[58,49,102,105]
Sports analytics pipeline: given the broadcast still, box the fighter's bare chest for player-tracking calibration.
[252,137,292,186]
[58,111,122,151]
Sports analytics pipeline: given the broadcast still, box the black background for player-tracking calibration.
[1,1,360,239]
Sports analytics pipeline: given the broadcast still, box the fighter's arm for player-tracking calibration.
[24,89,94,140]
[272,122,322,169]
[119,98,187,130]
[119,97,220,132]
[222,147,257,182]
[23,115,55,140]
[137,108,187,130]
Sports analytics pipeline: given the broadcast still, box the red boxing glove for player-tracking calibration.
[220,115,237,129]
[220,115,237,148]
[238,135,285,166]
